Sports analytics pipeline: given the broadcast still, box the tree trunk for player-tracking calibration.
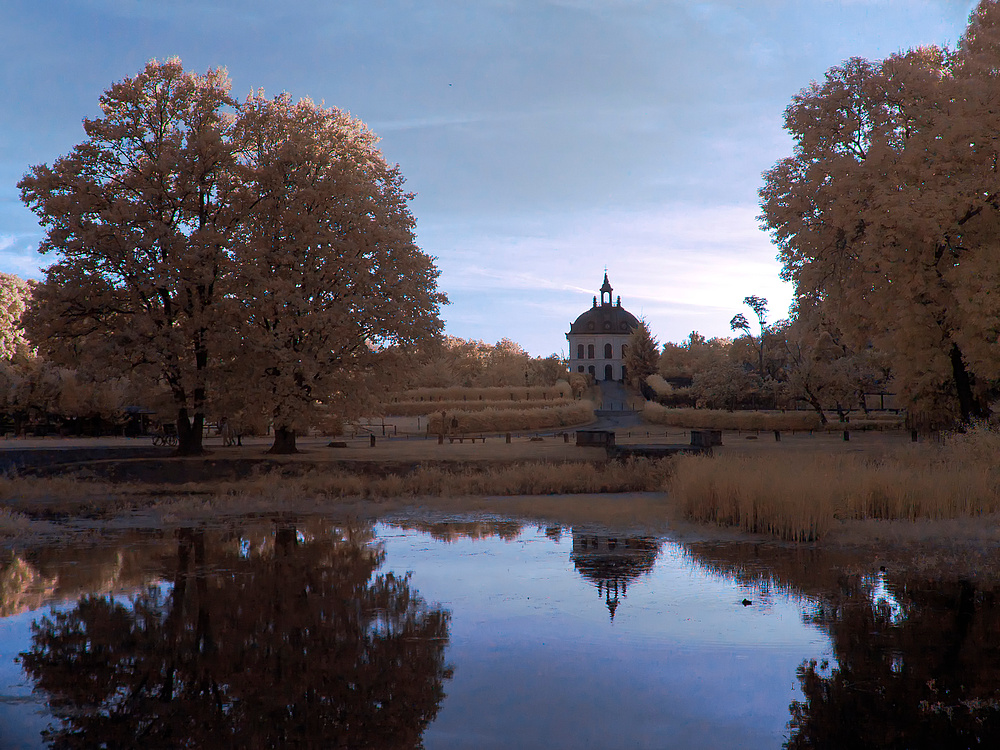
[950,343,988,424]
[803,388,828,425]
[176,407,206,455]
[268,426,298,454]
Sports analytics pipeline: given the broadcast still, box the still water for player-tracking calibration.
[0,516,994,748]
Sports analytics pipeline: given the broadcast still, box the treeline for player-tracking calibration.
[647,297,892,425]
[408,336,570,389]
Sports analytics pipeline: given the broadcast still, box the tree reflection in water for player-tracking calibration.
[21,523,452,749]
[683,542,1000,748]
[787,576,1000,749]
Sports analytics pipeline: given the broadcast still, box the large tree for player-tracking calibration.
[228,93,443,453]
[20,60,238,454]
[760,1,1000,427]
[20,60,444,454]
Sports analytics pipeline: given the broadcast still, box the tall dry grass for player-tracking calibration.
[644,403,822,431]
[219,458,672,500]
[387,397,575,417]
[669,426,1000,541]
[398,383,572,403]
[426,401,595,434]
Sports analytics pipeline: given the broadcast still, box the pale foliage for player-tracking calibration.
[760,5,1000,424]
[225,92,443,437]
[0,275,34,360]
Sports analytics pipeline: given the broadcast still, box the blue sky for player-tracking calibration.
[0,0,980,355]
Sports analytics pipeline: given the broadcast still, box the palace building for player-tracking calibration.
[566,273,639,382]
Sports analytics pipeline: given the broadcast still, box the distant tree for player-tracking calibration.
[624,319,659,388]
[407,337,566,389]
[760,5,1000,425]
[659,331,730,382]
[730,296,770,382]
[782,300,889,424]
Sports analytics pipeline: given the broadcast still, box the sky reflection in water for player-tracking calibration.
[0,520,835,749]
[381,523,827,749]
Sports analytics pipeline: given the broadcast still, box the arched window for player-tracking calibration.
[621,365,627,381]
[604,343,613,359]
[588,365,595,376]
[621,343,628,358]
[587,344,595,359]
[604,364,613,380]
[577,343,584,359]
[577,365,584,373]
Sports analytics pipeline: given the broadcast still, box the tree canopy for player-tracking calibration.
[760,1,1000,426]
[20,59,444,453]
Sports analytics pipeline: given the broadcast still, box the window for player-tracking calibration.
[577,343,584,359]
[577,365,584,373]
[621,343,628,358]
[588,365,595,376]
[587,344,595,359]
[604,343,613,359]
[604,364,613,380]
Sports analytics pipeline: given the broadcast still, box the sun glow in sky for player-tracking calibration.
[0,0,980,355]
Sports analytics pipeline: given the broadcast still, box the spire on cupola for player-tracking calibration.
[600,271,613,306]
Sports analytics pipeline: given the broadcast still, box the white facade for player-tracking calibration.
[566,275,638,382]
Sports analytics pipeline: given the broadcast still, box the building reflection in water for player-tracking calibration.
[569,529,661,620]
[20,521,452,749]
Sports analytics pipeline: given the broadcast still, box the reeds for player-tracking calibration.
[669,426,1000,541]
[221,457,672,499]
[426,401,595,434]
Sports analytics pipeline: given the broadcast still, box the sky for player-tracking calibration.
[0,0,982,356]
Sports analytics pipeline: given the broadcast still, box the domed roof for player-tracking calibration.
[568,274,639,335]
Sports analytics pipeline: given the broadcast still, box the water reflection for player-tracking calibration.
[788,577,1000,749]
[570,531,661,620]
[20,522,452,748]
[682,542,1000,748]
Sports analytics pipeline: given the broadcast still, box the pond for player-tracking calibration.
[0,515,997,748]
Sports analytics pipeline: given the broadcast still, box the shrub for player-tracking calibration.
[426,401,595,434]
[643,403,822,431]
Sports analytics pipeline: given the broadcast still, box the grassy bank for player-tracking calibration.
[426,401,595,434]
[396,384,572,402]
[386,397,576,417]
[670,427,1000,541]
[643,402,903,432]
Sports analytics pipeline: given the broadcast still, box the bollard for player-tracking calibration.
[438,434,443,445]
[370,434,376,447]
[842,430,850,442]
[774,430,781,442]
[505,433,511,444]
[563,432,569,443]
[911,429,918,442]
